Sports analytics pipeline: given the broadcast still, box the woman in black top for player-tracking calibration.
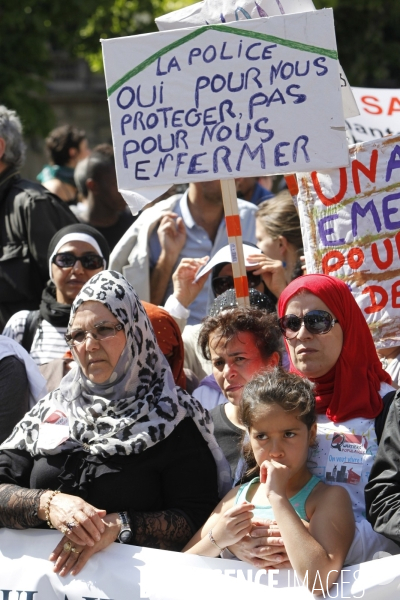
[0,271,227,576]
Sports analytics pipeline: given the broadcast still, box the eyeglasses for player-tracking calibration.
[212,272,262,297]
[278,310,339,339]
[65,322,124,347]
[52,252,105,270]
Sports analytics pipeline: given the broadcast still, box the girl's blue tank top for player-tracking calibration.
[235,475,321,522]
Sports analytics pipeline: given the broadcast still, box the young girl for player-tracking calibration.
[184,369,355,594]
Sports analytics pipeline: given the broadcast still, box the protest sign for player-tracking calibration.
[2,528,400,599]
[296,134,400,348]
[102,9,348,211]
[347,87,400,144]
[156,0,359,121]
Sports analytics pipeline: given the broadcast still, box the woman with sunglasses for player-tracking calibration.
[229,274,398,569]
[0,271,226,576]
[3,224,109,365]
[211,262,265,298]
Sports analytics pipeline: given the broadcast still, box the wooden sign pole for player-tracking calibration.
[220,179,250,308]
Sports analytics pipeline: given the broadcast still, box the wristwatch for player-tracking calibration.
[118,511,132,543]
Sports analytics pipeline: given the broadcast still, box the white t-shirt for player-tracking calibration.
[310,415,377,522]
[384,354,400,387]
[310,382,400,564]
[3,311,68,366]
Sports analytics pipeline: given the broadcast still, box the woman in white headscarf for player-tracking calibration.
[3,224,109,364]
[0,271,229,576]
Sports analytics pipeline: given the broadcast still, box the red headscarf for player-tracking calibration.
[278,274,391,422]
[142,302,186,390]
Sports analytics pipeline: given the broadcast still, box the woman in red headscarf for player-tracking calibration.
[275,274,398,565]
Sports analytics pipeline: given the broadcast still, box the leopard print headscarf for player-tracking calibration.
[2,271,230,496]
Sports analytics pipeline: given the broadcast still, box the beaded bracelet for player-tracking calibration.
[44,490,60,529]
[208,529,225,552]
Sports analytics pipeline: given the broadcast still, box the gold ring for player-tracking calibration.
[66,520,78,530]
[70,546,80,554]
[63,541,73,552]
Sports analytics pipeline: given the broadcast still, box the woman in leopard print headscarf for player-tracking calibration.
[0,271,230,576]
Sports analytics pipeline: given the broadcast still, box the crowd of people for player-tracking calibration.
[0,102,400,595]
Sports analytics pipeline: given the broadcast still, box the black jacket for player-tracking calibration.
[365,394,400,547]
[0,167,77,329]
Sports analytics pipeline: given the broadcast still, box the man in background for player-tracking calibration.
[75,144,135,251]
[235,176,274,206]
[37,124,90,204]
[0,105,77,329]
[110,180,257,325]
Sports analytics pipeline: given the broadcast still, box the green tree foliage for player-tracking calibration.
[77,1,193,72]
[0,0,101,136]
[314,0,400,87]
[0,0,191,136]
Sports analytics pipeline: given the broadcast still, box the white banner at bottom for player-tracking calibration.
[1,530,400,599]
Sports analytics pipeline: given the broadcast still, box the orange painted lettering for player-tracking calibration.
[371,238,394,270]
[321,250,345,274]
[311,168,347,207]
[363,285,388,313]
[351,149,378,195]
[361,95,383,115]
[392,281,400,308]
[388,97,400,116]
[347,247,365,270]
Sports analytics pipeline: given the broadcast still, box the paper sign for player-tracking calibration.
[296,134,400,348]
[102,9,348,212]
[347,87,400,144]
[156,0,359,120]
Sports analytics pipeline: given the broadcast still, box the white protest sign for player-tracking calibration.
[102,9,348,212]
[346,87,400,144]
[296,134,400,348]
[156,0,359,121]
[2,529,400,599]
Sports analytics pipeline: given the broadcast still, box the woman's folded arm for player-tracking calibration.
[0,483,45,529]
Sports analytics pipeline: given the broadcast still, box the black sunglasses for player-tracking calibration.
[52,252,105,270]
[278,310,339,339]
[212,272,262,297]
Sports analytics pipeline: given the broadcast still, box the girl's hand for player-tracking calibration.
[49,513,120,577]
[39,492,106,547]
[260,460,292,499]
[247,255,288,299]
[209,502,254,550]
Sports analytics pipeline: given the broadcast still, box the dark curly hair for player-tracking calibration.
[198,307,281,362]
[240,368,316,478]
